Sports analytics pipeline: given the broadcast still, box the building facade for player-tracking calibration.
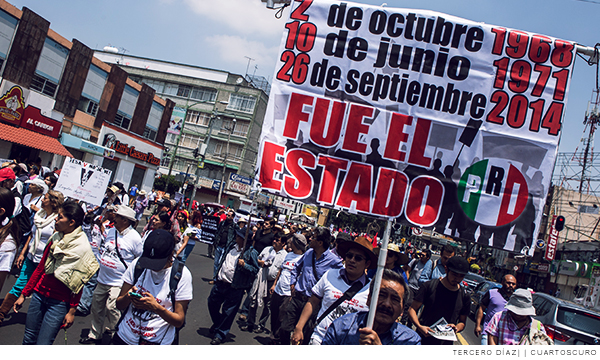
[0,1,173,193]
[94,51,269,207]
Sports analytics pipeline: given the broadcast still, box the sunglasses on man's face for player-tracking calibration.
[345,252,366,262]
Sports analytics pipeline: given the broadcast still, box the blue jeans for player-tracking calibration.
[180,243,195,264]
[22,292,69,345]
[9,257,37,297]
[207,281,246,341]
[77,270,98,314]
[212,246,225,280]
[481,332,488,345]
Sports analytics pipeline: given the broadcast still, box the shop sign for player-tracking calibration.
[537,263,550,273]
[211,180,221,191]
[558,260,580,276]
[229,173,252,186]
[198,176,214,189]
[545,215,559,261]
[102,133,161,166]
[0,85,24,126]
[80,139,115,159]
[227,179,250,194]
[274,199,295,211]
[19,106,61,138]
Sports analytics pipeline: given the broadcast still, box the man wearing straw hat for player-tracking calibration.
[484,288,548,345]
[291,236,375,345]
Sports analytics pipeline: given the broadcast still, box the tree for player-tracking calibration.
[153,175,182,195]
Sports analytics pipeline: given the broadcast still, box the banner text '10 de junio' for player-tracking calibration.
[257,0,575,254]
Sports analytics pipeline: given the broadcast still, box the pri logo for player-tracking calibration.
[0,86,25,124]
[457,159,529,227]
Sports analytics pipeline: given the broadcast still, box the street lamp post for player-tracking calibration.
[217,118,236,204]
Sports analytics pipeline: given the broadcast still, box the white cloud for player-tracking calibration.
[205,34,280,76]
[184,0,288,37]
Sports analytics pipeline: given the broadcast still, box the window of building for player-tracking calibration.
[113,111,131,130]
[180,133,203,149]
[117,85,138,119]
[146,102,163,131]
[81,64,108,106]
[143,79,165,94]
[0,9,17,73]
[220,118,248,137]
[177,85,191,98]
[30,73,58,97]
[77,96,99,116]
[186,110,211,127]
[190,87,217,102]
[71,125,91,140]
[32,37,69,98]
[160,156,171,167]
[143,126,157,142]
[166,133,178,144]
[227,93,256,113]
[214,141,242,161]
[163,83,178,96]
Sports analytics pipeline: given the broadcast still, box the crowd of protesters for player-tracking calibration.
[0,159,550,346]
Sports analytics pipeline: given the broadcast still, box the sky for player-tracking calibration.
[7,0,600,155]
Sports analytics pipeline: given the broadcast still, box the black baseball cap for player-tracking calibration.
[446,256,470,275]
[138,229,175,271]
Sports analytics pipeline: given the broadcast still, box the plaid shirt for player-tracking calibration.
[485,310,545,345]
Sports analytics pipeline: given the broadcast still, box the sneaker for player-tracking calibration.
[254,326,265,334]
[238,314,247,322]
[210,336,223,345]
[79,336,99,345]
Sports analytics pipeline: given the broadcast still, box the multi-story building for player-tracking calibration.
[94,51,268,208]
[0,1,173,192]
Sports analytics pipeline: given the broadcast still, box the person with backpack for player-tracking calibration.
[112,229,193,345]
[79,205,142,344]
[0,189,64,325]
[485,288,551,345]
[0,187,19,295]
[407,256,471,345]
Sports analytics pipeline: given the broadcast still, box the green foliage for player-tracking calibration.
[153,175,182,195]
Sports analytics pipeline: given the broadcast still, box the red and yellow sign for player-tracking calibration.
[0,86,25,126]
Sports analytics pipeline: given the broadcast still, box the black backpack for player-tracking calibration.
[118,257,187,345]
[10,188,30,240]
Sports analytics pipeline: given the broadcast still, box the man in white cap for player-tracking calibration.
[485,288,547,345]
[80,205,143,344]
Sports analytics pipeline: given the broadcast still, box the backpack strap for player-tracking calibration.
[168,257,185,305]
[315,280,364,325]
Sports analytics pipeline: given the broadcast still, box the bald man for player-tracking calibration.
[474,274,517,345]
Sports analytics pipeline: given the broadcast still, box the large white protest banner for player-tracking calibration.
[256,0,576,254]
[55,157,112,207]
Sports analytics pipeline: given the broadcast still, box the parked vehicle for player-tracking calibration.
[461,272,486,294]
[532,292,600,345]
[468,280,502,320]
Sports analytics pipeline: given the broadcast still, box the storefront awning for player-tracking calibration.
[0,122,73,157]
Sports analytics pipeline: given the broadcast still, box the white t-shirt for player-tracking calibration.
[310,268,371,344]
[0,234,17,272]
[23,194,43,209]
[97,227,143,286]
[117,258,193,345]
[82,223,104,261]
[217,246,242,284]
[274,252,302,296]
[27,220,56,263]
[182,226,199,246]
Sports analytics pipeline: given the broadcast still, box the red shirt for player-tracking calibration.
[22,240,82,308]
